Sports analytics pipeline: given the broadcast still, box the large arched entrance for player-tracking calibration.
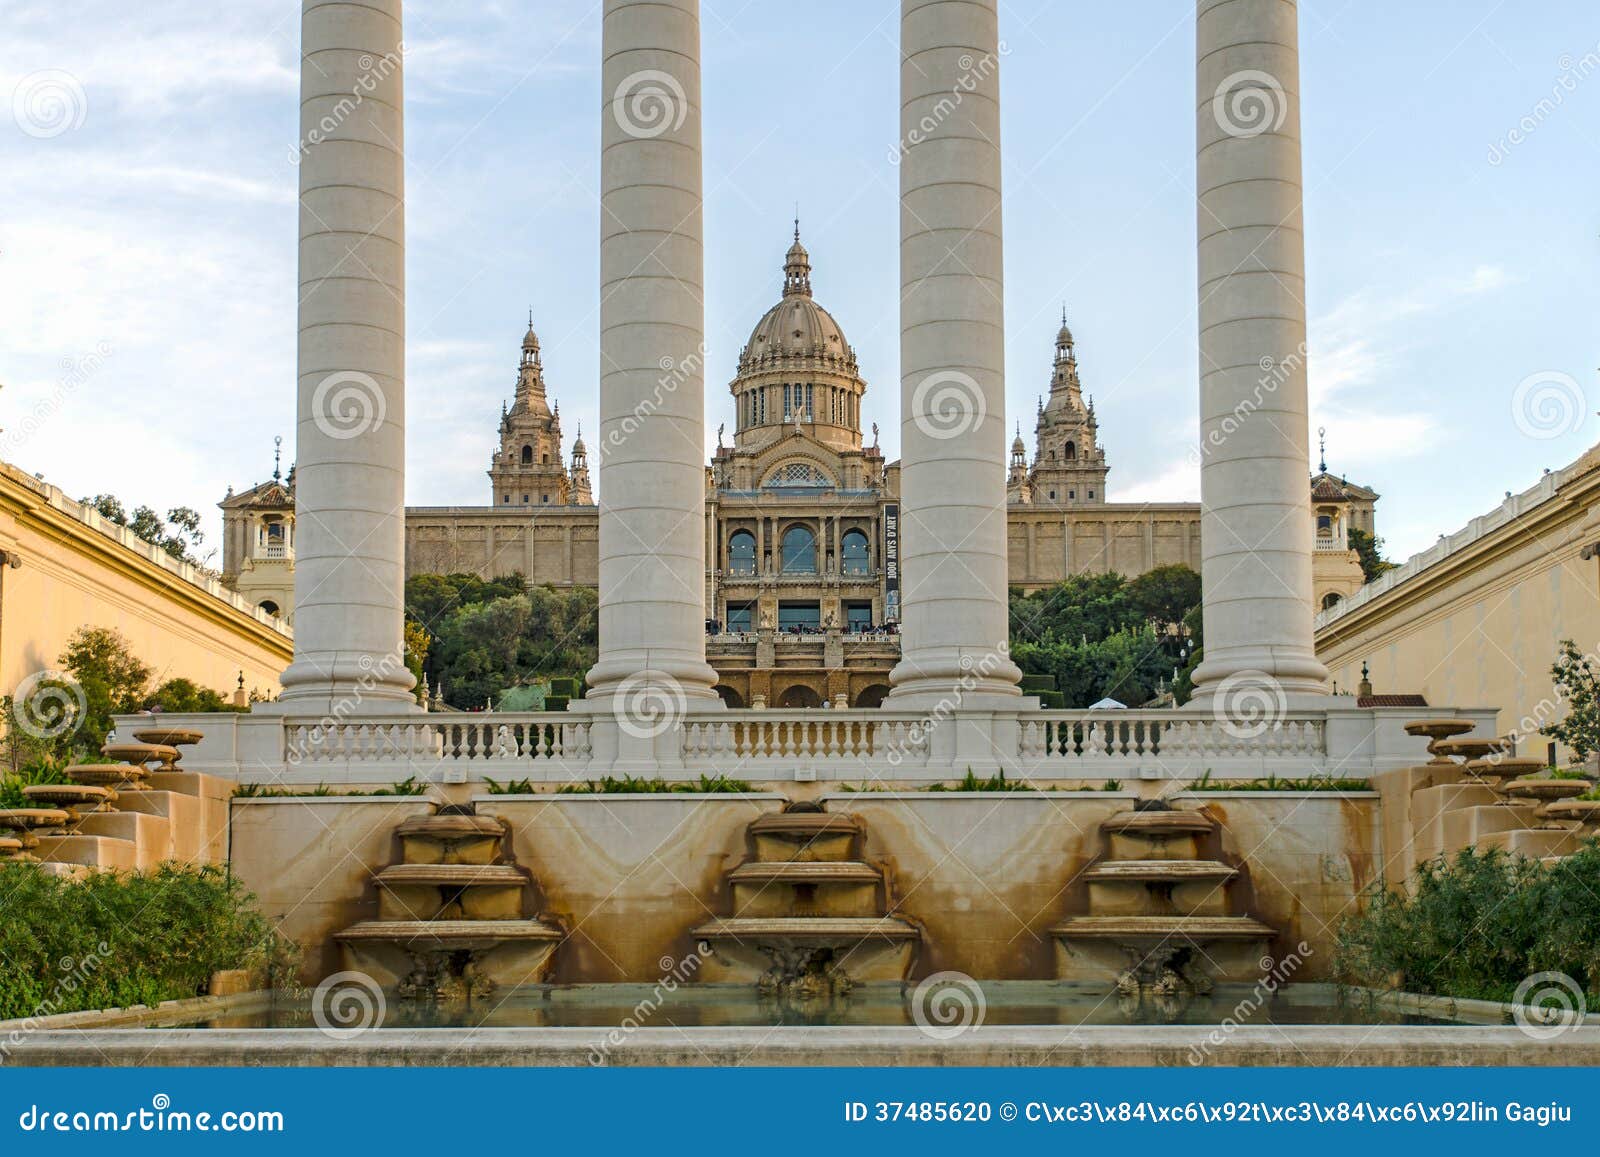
[852,684,891,709]
[713,684,745,708]
[777,684,823,709]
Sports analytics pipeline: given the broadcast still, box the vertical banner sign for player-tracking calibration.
[882,503,899,623]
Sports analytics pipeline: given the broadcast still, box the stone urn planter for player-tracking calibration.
[1404,718,1476,764]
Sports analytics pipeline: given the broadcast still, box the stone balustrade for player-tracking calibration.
[231,703,1351,783]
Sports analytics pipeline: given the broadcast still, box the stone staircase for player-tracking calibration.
[1402,721,1599,868]
[0,728,232,874]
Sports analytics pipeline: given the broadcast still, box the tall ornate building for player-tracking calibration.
[488,317,590,507]
[222,230,1376,706]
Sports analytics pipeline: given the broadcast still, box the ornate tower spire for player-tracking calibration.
[568,423,593,504]
[783,222,812,298]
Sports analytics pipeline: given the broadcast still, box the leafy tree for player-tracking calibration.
[1126,564,1201,628]
[1009,572,1200,708]
[146,677,240,715]
[80,495,209,566]
[1347,527,1396,583]
[1540,639,1600,762]
[422,583,597,708]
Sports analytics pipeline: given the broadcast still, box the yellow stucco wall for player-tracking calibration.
[1316,446,1600,764]
[0,461,291,702]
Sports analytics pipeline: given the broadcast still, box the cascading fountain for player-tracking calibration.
[1052,801,1274,1002]
[695,803,919,998]
[336,804,563,999]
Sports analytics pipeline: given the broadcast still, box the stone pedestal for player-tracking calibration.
[280,0,416,711]
[1190,0,1327,699]
[585,0,720,714]
[887,0,1021,706]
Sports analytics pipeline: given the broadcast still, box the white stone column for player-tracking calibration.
[1190,0,1328,697]
[888,0,1021,704]
[279,0,416,711]
[587,0,719,710]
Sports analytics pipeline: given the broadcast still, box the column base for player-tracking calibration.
[1188,650,1329,703]
[886,648,1023,710]
[278,656,420,715]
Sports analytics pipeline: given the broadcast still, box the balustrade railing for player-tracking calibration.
[284,714,591,766]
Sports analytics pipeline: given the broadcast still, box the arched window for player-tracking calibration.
[258,600,279,616]
[1065,441,1077,461]
[728,530,756,575]
[1321,592,1343,610]
[521,445,533,465]
[781,526,817,574]
[841,529,869,575]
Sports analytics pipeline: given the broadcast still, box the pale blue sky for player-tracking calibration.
[4,1,1598,567]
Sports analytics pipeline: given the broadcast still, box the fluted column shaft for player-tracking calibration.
[1191,0,1328,696]
[280,0,415,710]
[587,0,719,702]
[888,0,1021,703]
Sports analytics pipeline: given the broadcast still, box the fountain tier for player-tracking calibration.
[695,807,919,996]
[337,809,563,999]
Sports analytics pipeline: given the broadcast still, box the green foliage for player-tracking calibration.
[408,576,597,709]
[146,677,243,715]
[1125,564,1202,628]
[81,495,209,566]
[484,776,537,795]
[1540,640,1600,762]
[0,862,298,1020]
[555,774,753,795]
[1347,527,1397,583]
[231,777,426,799]
[1186,770,1371,792]
[1009,569,1199,708]
[0,756,68,808]
[928,769,1032,792]
[1335,844,1600,1004]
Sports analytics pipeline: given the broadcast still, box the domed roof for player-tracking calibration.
[736,228,857,374]
[522,311,539,353]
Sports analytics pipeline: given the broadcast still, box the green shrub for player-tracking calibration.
[1335,844,1600,1004]
[1186,770,1370,792]
[231,778,426,799]
[0,756,68,808]
[1035,690,1066,709]
[547,677,581,699]
[928,769,1033,793]
[555,774,752,794]
[0,862,297,1021]
[484,776,537,795]
[544,696,570,712]
[1019,674,1057,693]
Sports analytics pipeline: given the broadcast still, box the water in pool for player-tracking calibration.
[175,983,1461,1030]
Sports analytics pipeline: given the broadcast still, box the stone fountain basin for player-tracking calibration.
[66,763,149,790]
[729,861,884,919]
[22,784,115,812]
[748,812,861,863]
[1464,757,1548,783]
[1541,799,1600,827]
[1083,860,1237,918]
[396,814,506,865]
[337,920,563,990]
[1433,736,1512,761]
[694,916,920,986]
[102,742,179,768]
[1500,778,1591,802]
[0,808,72,832]
[1102,810,1214,861]
[1052,914,1274,944]
[375,864,531,921]
[1404,718,1475,741]
[131,728,205,747]
[0,835,28,858]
